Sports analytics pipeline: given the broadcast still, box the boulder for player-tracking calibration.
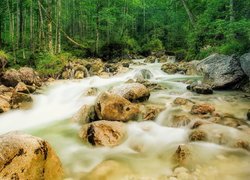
[79,120,126,147]
[171,115,191,127]
[0,132,63,179]
[1,68,41,87]
[145,56,157,63]
[15,82,30,94]
[197,54,245,89]
[161,63,178,74]
[187,82,213,94]
[0,85,13,103]
[1,69,21,87]
[0,97,10,113]
[240,53,250,78]
[89,59,104,75]
[71,105,97,125]
[134,69,153,81]
[18,67,41,86]
[95,92,139,122]
[191,104,215,115]
[109,83,150,103]
[11,92,33,109]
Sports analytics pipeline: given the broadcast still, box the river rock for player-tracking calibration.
[11,92,33,109]
[0,131,63,179]
[18,67,42,86]
[197,54,245,89]
[134,69,153,81]
[145,56,157,63]
[141,104,166,121]
[109,83,150,103]
[172,144,192,166]
[191,104,215,115]
[71,105,97,124]
[173,97,189,105]
[1,69,21,87]
[161,63,178,74]
[0,97,10,113]
[95,92,139,122]
[240,53,250,78]
[89,59,104,75]
[79,120,126,147]
[187,82,213,94]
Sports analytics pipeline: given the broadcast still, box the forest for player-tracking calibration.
[0,0,250,73]
[1,1,250,179]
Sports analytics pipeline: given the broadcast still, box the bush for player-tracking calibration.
[142,38,164,54]
[35,53,70,77]
[0,50,9,70]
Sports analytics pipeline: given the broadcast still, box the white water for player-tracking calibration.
[0,60,250,179]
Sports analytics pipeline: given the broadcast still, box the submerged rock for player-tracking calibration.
[161,63,178,74]
[187,82,213,94]
[173,97,189,105]
[71,105,97,125]
[197,54,245,89]
[79,120,126,147]
[191,104,215,115]
[109,83,150,103]
[141,104,166,121]
[95,92,139,122]
[0,132,63,180]
[134,69,153,81]
[172,144,192,166]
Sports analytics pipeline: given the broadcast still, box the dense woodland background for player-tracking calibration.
[0,0,249,74]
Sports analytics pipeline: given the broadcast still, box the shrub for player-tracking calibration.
[35,53,70,77]
[142,38,164,54]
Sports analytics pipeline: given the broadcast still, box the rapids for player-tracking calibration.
[0,60,250,179]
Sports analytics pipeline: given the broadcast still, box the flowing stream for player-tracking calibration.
[0,60,250,179]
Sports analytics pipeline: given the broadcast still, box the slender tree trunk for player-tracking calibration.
[95,0,100,55]
[181,0,195,27]
[7,0,16,63]
[56,0,61,53]
[47,0,54,54]
[230,0,234,22]
[30,0,34,54]
[38,0,45,51]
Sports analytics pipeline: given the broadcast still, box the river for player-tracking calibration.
[0,60,249,179]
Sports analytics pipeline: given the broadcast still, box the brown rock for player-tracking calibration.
[0,97,10,113]
[15,82,29,94]
[18,67,41,86]
[11,92,33,109]
[95,92,139,122]
[172,144,191,166]
[71,105,97,125]
[189,130,207,141]
[109,83,150,102]
[79,120,126,147]
[173,97,188,105]
[1,69,21,87]
[142,104,166,121]
[191,104,215,115]
[0,132,63,180]
[172,115,191,127]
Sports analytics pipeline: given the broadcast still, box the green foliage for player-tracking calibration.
[0,50,9,60]
[142,38,164,54]
[35,53,70,77]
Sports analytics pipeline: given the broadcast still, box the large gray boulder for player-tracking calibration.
[197,54,245,89]
[240,53,250,79]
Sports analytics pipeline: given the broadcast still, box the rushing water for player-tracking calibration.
[0,60,250,180]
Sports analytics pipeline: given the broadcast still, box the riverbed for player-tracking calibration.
[0,60,249,180]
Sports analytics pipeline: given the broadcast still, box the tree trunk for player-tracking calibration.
[230,0,234,22]
[95,0,100,55]
[47,0,54,54]
[181,0,195,27]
